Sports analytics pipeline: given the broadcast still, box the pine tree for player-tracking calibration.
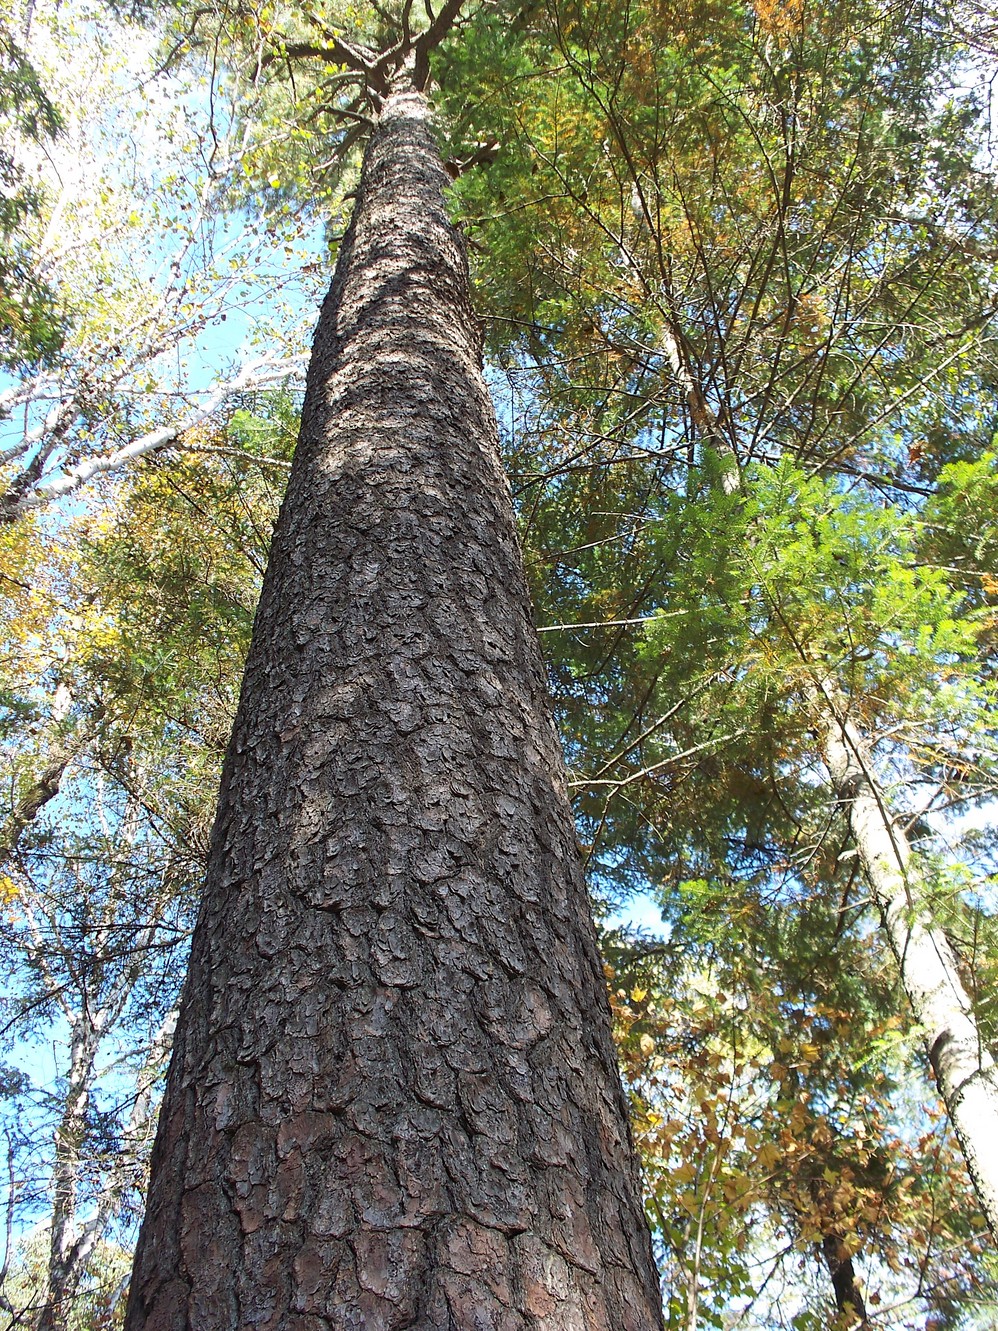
[124,51,663,1331]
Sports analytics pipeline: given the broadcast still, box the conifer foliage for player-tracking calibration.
[2,0,998,1326]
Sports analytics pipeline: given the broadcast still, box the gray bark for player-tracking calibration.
[125,86,663,1330]
[37,1013,99,1331]
[819,690,998,1242]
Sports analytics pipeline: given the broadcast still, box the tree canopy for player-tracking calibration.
[3,0,998,1325]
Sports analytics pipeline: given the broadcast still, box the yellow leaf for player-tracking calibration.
[631,987,647,1003]
[758,1142,781,1170]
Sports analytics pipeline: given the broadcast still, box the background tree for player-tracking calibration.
[0,397,296,1328]
[448,0,998,1314]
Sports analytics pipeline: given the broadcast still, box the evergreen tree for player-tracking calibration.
[124,25,663,1329]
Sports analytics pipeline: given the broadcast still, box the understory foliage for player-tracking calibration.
[2,0,998,1326]
[0,22,65,370]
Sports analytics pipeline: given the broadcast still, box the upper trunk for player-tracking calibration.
[125,87,663,1330]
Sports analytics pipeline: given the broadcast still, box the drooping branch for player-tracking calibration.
[0,685,79,867]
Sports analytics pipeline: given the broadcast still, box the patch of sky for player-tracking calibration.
[604,888,670,938]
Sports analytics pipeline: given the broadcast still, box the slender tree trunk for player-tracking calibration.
[0,751,69,862]
[36,1010,177,1331]
[656,324,740,498]
[662,306,998,1255]
[671,312,998,1241]
[38,1016,100,1331]
[820,1234,867,1329]
[125,86,662,1330]
[819,690,998,1241]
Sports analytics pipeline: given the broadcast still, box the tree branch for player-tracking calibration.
[411,0,466,89]
[0,356,305,522]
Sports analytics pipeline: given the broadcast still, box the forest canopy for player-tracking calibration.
[2,0,998,1326]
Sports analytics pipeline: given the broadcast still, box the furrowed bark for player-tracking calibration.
[125,86,663,1330]
[37,1010,177,1330]
[820,693,998,1242]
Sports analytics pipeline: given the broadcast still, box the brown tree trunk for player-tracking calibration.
[820,1234,867,1329]
[125,85,663,1330]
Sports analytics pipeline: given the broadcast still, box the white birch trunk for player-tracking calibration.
[818,689,998,1240]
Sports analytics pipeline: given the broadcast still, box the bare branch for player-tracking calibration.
[0,355,306,522]
[412,0,466,89]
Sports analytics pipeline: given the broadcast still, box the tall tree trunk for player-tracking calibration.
[125,85,662,1330]
[818,688,998,1241]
